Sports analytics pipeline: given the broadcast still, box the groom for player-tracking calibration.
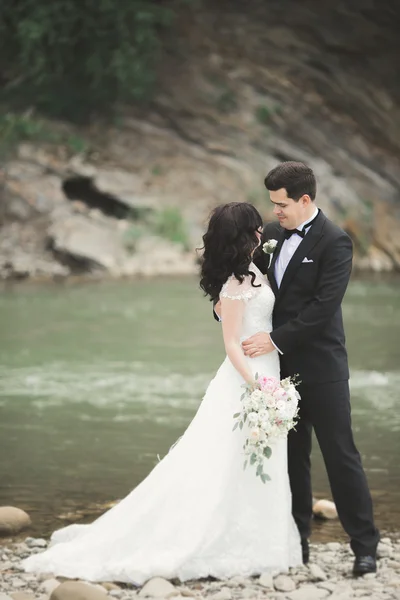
[245,161,379,576]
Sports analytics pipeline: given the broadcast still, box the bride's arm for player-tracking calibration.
[220,296,254,385]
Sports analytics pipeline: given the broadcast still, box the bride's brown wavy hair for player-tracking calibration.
[199,202,263,302]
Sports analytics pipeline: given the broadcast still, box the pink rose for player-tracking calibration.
[259,376,280,394]
[273,387,288,401]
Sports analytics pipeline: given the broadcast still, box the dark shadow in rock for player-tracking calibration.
[62,176,139,220]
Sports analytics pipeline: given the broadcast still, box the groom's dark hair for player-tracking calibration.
[264,161,316,201]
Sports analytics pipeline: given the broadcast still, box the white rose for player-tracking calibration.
[261,420,272,434]
[262,239,278,254]
[247,411,259,424]
[285,400,298,420]
[276,400,286,413]
[250,389,264,402]
[249,427,261,442]
[265,394,276,408]
[243,396,254,411]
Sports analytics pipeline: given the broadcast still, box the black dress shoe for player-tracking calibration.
[353,555,377,576]
[301,539,309,564]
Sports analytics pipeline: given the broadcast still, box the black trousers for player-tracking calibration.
[287,380,380,556]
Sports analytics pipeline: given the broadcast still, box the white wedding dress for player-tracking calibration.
[22,263,301,584]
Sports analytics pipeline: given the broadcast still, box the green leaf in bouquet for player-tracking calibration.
[250,453,257,465]
[243,460,248,470]
[256,463,263,477]
[233,422,239,431]
[240,393,246,401]
[243,413,247,423]
[233,412,241,418]
[263,446,272,459]
[261,473,271,483]
[239,421,243,430]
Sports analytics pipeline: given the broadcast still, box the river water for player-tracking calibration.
[0,276,399,542]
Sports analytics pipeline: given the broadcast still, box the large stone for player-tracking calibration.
[287,586,330,600]
[39,579,60,594]
[25,537,47,549]
[94,169,159,212]
[326,542,341,552]
[258,572,274,589]
[138,577,179,598]
[377,543,393,558]
[273,575,296,592]
[312,499,338,520]
[308,564,328,581]
[50,581,108,600]
[211,588,232,600]
[0,507,31,537]
[10,581,25,590]
[238,589,257,599]
[177,588,197,597]
[48,214,127,273]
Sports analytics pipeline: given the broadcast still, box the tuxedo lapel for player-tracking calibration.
[267,232,285,297]
[277,211,326,301]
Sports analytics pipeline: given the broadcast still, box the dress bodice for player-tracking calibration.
[220,263,275,342]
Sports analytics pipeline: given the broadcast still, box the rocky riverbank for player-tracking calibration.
[0,537,399,600]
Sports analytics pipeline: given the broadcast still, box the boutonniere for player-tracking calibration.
[262,239,278,267]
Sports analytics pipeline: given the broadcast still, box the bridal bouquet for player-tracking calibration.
[233,374,300,483]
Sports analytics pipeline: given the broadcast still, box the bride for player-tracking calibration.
[22,202,301,584]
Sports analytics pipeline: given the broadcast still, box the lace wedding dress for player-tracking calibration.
[22,263,301,584]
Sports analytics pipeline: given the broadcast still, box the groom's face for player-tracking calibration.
[269,188,309,230]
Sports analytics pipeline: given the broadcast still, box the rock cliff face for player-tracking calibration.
[1,0,399,279]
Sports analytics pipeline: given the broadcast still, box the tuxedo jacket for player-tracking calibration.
[253,210,352,384]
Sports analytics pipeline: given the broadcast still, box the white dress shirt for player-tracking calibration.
[274,208,319,288]
[271,207,319,355]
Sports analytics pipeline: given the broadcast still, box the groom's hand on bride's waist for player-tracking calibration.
[242,332,276,358]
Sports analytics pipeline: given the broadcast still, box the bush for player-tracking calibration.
[154,207,189,248]
[0,0,182,122]
[0,111,61,157]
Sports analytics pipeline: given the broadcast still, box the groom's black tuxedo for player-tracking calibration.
[254,210,351,384]
[253,210,379,558]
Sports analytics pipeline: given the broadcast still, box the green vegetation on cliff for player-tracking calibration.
[0,0,190,122]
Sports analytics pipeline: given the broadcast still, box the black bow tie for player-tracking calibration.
[284,211,319,240]
[284,228,305,239]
